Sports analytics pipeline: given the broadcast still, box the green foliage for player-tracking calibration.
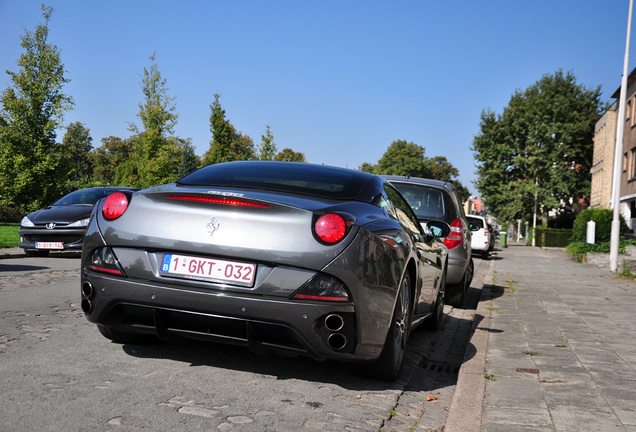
[566,239,636,262]
[375,140,427,176]
[0,5,74,213]
[533,227,572,248]
[202,94,255,165]
[108,54,185,189]
[571,208,626,243]
[372,140,468,196]
[0,204,24,223]
[61,122,93,182]
[0,222,20,248]
[274,148,306,162]
[177,140,199,178]
[258,125,278,161]
[472,70,605,222]
[358,162,376,173]
[91,136,135,184]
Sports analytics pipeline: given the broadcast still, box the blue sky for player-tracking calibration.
[0,1,633,194]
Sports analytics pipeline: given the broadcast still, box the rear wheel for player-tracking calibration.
[481,250,489,259]
[361,275,411,381]
[424,270,446,331]
[97,325,157,344]
[445,266,466,308]
[24,249,49,257]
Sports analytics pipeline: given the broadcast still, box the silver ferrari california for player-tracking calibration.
[80,161,450,381]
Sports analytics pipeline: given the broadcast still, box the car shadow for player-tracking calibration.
[117,308,476,393]
[0,263,50,272]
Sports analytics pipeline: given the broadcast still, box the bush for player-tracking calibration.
[572,208,627,243]
[0,203,24,223]
[566,239,636,262]
[534,227,573,248]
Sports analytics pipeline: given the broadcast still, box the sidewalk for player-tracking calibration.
[446,244,636,431]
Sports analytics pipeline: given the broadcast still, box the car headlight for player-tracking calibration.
[20,216,34,227]
[67,218,90,227]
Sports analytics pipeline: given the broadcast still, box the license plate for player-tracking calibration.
[35,242,64,249]
[160,253,256,286]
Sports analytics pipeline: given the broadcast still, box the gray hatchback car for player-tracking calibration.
[384,176,473,307]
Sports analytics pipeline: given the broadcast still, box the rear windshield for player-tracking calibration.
[178,161,373,200]
[53,189,120,206]
[391,183,448,221]
[467,217,484,230]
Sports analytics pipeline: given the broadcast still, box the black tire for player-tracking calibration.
[481,250,489,259]
[445,267,466,308]
[361,275,412,381]
[97,325,157,344]
[424,270,446,331]
[466,258,474,288]
[24,249,49,257]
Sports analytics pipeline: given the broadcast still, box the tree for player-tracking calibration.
[374,141,468,195]
[126,53,182,188]
[202,94,255,165]
[375,140,427,177]
[61,121,93,183]
[177,139,199,178]
[91,136,135,184]
[472,70,605,223]
[274,148,306,162]
[0,5,74,212]
[358,162,376,173]
[259,125,278,161]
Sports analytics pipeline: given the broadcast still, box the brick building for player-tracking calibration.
[591,67,636,230]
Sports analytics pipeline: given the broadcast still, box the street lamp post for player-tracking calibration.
[610,0,634,272]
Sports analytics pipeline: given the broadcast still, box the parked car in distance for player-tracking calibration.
[19,187,139,257]
[467,215,490,259]
[81,162,451,381]
[383,176,473,308]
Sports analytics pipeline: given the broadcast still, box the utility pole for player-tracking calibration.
[610,0,634,272]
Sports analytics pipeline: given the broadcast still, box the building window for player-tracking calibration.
[624,152,628,172]
[628,100,632,123]
[631,149,636,180]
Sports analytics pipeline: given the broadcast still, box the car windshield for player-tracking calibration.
[391,183,447,220]
[53,189,116,206]
[178,161,373,200]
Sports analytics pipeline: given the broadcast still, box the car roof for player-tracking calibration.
[381,175,454,192]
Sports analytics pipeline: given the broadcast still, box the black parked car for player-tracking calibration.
[19,187,139,257]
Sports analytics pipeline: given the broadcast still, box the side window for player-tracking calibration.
[384,185,422,235]
[373,190,397,219]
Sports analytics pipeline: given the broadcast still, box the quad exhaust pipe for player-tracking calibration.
[82,281,94,298]
[81,282,95,315]
[324,314,348,350]
[325,314,345,332]
[327,333,348,350]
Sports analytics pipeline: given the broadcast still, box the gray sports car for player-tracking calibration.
[80,161,450,381]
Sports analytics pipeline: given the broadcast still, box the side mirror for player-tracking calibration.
[421,220,451,240]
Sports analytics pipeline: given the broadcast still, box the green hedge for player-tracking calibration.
[534,227,573,248]
[572,208,627,243]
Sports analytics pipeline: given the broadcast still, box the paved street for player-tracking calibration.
[6,244,634,431]
[447,244,636,432]
[0,249,488,431]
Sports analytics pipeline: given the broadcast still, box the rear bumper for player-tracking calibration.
[81,271,378,362]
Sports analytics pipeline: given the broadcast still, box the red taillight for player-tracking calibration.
[102,192,130,220]
[443,218,464,250]
[315,213,347,244]
[166,194,270,208]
